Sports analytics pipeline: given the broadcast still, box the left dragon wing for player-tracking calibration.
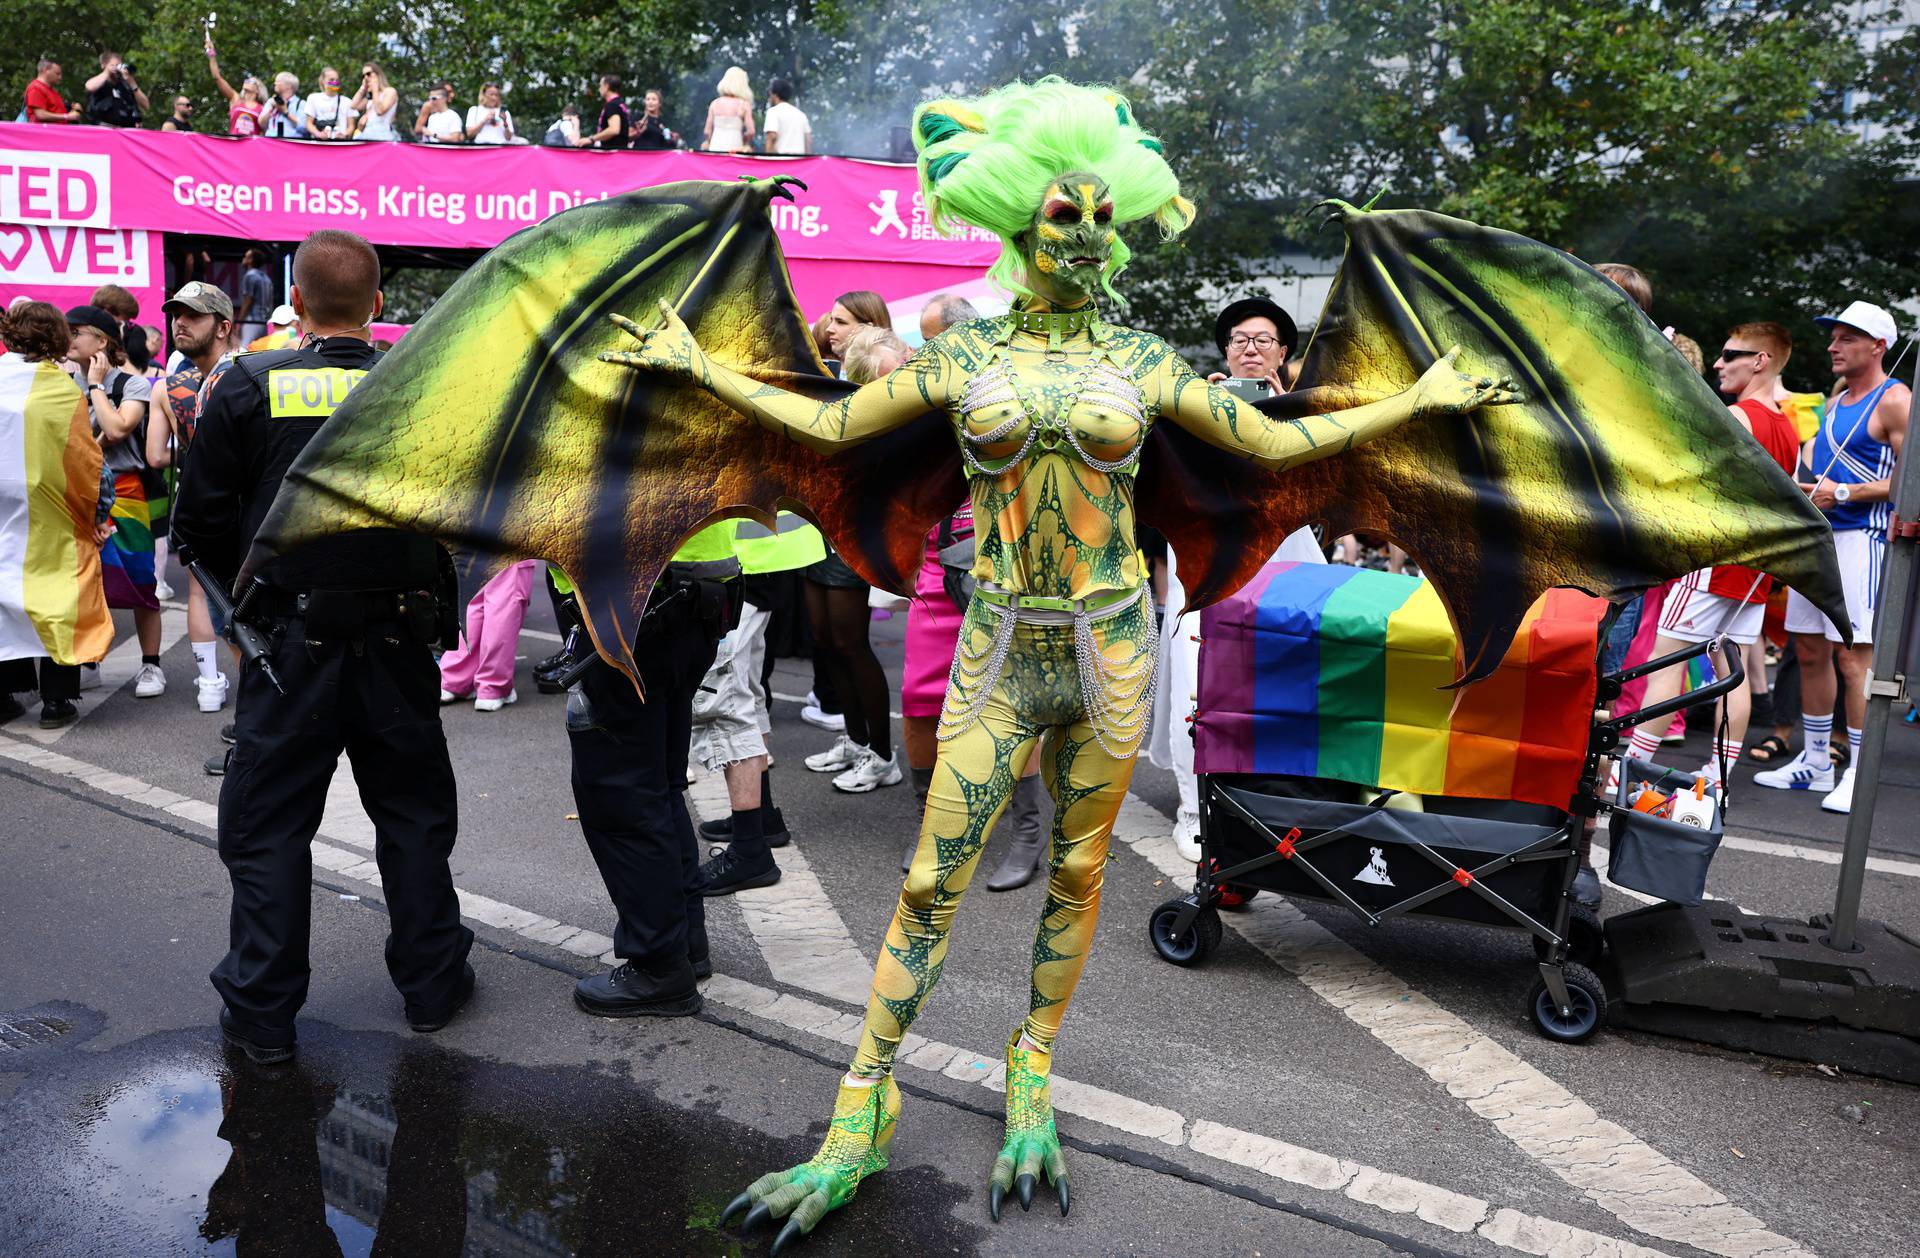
[245,177,963,691]
[1137,201,1848,683]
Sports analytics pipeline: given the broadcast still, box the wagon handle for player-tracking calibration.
[1591,637,1745,746]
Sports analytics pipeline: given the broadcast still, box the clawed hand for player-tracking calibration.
[1412,345,1522,417]
[597,299,703,380]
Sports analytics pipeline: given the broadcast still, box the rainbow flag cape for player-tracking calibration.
[0,356,113,666]
[1194,563,1608,810]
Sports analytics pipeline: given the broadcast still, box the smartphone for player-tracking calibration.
[1219,376,1272,404]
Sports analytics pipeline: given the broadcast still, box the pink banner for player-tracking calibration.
[0,123,996,311]
[0,123,996,322]
[0,223,166,335]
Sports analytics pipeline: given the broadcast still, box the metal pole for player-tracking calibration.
[1828,355,1920,951]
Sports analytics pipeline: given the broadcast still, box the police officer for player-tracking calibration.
[173,229,473,1064]
[569,522,737,1018]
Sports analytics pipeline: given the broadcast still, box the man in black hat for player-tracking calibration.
[1208,296,1299,395]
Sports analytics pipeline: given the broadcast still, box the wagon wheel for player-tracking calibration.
[1526,961,1608,1044]
[1150,897,1223,967]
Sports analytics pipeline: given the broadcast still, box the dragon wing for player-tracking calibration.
[1137,201,1847,683]
[245,178,961,690]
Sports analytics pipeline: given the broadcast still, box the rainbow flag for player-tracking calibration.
[1194,563,1608,810]
[0,356,113,667]
[1780,392,1825,445]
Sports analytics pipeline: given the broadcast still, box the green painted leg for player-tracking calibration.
[723,1075,900,1254]
[989,1032,1069,1221]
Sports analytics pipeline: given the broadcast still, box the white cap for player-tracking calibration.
[1814,300,1898,349]
[268,303,297,328]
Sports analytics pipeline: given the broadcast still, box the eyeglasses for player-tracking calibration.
[1714,348,1762,363]
[1227,333,1282,350]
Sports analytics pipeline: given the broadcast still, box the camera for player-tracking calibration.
[117,62,136,76]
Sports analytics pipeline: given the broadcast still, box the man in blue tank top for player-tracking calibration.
[1757,301,1910,815]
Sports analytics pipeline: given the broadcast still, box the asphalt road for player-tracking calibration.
[2,577,1916,1258]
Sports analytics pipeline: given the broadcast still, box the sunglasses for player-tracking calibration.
[1714,348,1762,363]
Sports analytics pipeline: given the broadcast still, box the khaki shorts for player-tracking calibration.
[690,600,771,771]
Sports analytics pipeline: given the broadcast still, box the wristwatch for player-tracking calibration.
[1834,483,1852,504]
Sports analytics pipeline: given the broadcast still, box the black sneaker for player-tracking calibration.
[408,963,476,1033]
[696,809,792,848]
[219,1008,295,1065]
[574,962,702,1017]
[38,698,79,729]
[0,692,25,723]
[221,723,238,745]
[1571,864,1603,910]
[204,747,230,777]
[699,846,780,897]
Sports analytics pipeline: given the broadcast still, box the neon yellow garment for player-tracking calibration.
[734,511,825,574]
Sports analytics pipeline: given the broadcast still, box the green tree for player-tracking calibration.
[1256,0,1920,386]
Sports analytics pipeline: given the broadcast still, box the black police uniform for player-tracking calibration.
[568,567,732,1009]
[172,336,473,1048]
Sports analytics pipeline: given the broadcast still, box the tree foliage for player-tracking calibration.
[12,0,1915,377]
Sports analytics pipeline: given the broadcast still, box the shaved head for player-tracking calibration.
[291,229,381,330]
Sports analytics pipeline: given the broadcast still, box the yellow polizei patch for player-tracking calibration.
[266,367,370,419]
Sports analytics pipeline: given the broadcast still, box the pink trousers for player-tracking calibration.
[439,560,538,699]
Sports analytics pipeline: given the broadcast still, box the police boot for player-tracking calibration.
[987,774,1051,892]
[574,957,702,1018]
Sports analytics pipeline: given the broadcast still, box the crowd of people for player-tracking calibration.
[21,52,813,155]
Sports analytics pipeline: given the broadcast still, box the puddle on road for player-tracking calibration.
[2,1009,983,1256]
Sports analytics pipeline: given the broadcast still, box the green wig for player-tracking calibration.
[912,77,1196,304]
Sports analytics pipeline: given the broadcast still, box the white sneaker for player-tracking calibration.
[799,703,846,732]
[1820,766,1856,814]
[833,746,903,794]
[805,734,861,773]
[438,688,464,704]
[1752,750,1835,793]
[154,577,175,601]
[473,689,518,712]
[132,662,166,698]
[79,664,102,691]
[1173,810,1202,863]
[195,672,229,713]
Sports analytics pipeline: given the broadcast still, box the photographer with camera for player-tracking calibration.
[84,51,147,128]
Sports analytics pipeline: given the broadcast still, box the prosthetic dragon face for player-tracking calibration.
[1018,172,1117,307]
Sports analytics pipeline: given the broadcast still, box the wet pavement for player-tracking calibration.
[2,1011,982,1257]
[0,766,1393,1258]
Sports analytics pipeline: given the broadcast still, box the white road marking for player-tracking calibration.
[686,766,877,1007]
[1107,795,1813,1258]
[0,727,1708,1258]
[20,609,189,744]
[1719,832,1920,880]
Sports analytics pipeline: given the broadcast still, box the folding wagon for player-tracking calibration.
[1148,562,1741,1043]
